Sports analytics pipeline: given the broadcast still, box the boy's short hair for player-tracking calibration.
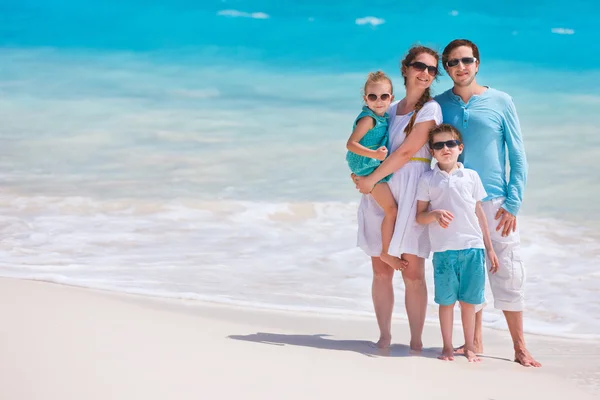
[428,124,463,148]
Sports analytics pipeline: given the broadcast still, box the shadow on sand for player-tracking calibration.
[228,332,442,358]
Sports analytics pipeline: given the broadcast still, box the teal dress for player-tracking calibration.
[346,106,392,183]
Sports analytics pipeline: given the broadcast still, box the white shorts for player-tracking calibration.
[476,197,525,312]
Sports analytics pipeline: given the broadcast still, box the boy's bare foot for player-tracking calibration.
[454,342,483,355]
[438,346,454,361]
[514,348,542,367]
[409,340,423,354]
[380,253,408,271]
[465,348,481,362]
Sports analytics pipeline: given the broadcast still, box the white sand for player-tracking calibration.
[0,277,598,400]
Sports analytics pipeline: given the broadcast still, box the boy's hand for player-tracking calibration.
[433,210,454,228]
[488,250,500,274]
[374,146,388,161]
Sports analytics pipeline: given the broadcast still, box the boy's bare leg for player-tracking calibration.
[371,257,394,349]
[438,304,454,360]
[459,302,481,362]
[370,183,408,271]
[455,309,483,354]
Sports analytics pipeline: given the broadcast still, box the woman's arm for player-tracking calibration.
[355,119,436,194]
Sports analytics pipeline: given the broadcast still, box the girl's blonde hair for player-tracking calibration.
[363,71,393,95]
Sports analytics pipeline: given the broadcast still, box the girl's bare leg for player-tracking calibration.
[370,183,407,271]
[438,304,455,360]
[371,257,395,348]
[401,254,427,353]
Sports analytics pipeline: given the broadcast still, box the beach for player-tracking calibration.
[1,277,598,400]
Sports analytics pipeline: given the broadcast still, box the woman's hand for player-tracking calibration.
[352,174,376,194]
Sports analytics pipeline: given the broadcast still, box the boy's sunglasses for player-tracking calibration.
[446,57,477,68]
[408,61,438,76]
[431,139,461,150]
[366,93,392,101]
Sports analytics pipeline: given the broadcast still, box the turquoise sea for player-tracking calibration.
[1,0,599,338]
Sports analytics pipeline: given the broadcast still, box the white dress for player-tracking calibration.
[357,100,443,259]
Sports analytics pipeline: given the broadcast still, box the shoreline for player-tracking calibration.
[0,273,597,342]
[0,277,598,399]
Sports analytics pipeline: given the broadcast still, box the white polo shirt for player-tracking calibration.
[416,163,487,252]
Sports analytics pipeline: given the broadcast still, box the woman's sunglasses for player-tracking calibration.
[408,61,438,76]
[446,57,477,68]
[366,93,392,101]
[431,139,461,150]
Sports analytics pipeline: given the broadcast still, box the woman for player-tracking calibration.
[354,46,442,351]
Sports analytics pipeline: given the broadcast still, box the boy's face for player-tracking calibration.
[430,131,463,164]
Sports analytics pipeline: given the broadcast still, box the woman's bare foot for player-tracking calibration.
[464,348,481,362]
[454,341,483,355]
[380,253,409,271]
[409,339,423,355]
[438,346,454,361]
[375,335,391,349]
[514,348,542,367]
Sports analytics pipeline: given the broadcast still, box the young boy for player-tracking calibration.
[416,123,499,362]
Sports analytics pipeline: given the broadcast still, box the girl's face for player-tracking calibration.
[363,81,394,116]
[404,52,438,91]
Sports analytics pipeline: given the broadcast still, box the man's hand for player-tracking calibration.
[353,174,376,194]
[495,207,517,237]
[433,209,454,228]
[374,146,388,161]
[487,250,500,274]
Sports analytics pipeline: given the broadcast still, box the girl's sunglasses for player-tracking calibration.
[446,57,477,68]
[366,93,392,101]
[431,139,461,150]
[408,61,438,76]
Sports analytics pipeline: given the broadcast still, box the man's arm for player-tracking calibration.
[502,97,528,216]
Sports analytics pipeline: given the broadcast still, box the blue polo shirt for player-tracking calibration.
[434,88,528,216]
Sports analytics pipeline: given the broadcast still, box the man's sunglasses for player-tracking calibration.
[446,57,477,68]
[408,61,438,76]
[431,139,461,150]
[366,93,392,101]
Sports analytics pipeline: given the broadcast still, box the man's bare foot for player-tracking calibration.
[380,253,409,271]
[464,348,481,363]
[375,335,391,349]
[409,340,423,355]
[438,346,454,361]
[454,342,483,355]
[514,348,542,367]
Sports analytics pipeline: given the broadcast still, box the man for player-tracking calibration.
[434,39,541,367]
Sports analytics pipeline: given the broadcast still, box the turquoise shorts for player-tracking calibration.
[432,248,486,306]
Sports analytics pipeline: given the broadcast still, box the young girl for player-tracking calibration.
[347,71,407,272]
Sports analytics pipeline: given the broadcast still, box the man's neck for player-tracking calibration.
[451,82,487,103]
[437,161,459,174]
